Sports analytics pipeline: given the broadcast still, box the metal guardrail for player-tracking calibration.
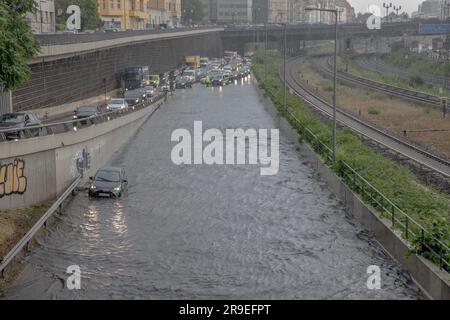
[0,93,166,143]
[0,176,81,276]
[259,72,450,272]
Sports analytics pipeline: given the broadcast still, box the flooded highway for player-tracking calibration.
[3,77,422,299]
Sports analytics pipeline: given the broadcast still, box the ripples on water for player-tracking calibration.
[3,79,422,299]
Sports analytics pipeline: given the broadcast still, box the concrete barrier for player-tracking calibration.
[254,79,450,300]
[0,98,164,210]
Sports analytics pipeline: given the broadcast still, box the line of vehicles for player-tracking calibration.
[0,52,252,142]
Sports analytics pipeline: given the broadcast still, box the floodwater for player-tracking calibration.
[2,77,422,299]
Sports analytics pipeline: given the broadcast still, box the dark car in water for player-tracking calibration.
[88,167,128,198]
[73,105,101,119]
[175,76,193,89]
[211,75,225,86]
[0,112,41,140]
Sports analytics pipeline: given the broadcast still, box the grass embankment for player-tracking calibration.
[0,202,50,290]
[253,51,450,268]
[339,56,450,99]
[303,59,450,158]
[386,49,450,79]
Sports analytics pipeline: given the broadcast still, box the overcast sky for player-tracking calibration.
[347,0,424,14]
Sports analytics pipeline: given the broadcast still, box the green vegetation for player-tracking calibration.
[252,51,450,269]
[0,0,40,91]
[55,0,102,31]
[337,56,450,99]
[387,49,450,79]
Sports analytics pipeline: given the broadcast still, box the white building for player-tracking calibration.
[27,0,56,34]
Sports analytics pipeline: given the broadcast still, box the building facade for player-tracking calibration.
[251,0,354,24]
[27,0,56,34]
[98,0,149,30]
[417,0,441,19]
[216,0,253,24]
[147,0,180,27]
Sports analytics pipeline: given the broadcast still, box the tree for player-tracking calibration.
[0,0,40,91]
[181,0,204,24]
[55,0,102,31]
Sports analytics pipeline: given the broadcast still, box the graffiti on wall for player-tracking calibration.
[0,159,27,198]
[71,147,91,178]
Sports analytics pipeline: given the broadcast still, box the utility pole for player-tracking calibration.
[394,5,402,19]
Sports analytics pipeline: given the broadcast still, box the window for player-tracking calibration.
[110,0,114,9]
[117,0,121,9]
[102,0,106,9]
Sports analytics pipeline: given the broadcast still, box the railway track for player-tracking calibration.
[282,56,450,179]
[314,56,444,108]
[353,54,450,90]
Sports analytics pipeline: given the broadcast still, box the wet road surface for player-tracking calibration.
[3,77,423,299]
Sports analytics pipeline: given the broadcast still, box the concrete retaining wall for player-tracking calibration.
[0,98,164,210]
[13,32,222,112]
[254,80,450,300]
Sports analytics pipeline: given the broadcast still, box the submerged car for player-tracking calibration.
[175,76,193,89]
[88,167,128,198]
[211,75,225,86]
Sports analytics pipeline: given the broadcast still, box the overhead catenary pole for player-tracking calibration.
[284,22,287,112]
[305,6,341,162]
[265,22,268,81]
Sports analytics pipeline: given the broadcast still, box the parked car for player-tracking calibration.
[0,112,41,140]
[106,99,128,111]
[73,105,101,119]
[88,167,128,198]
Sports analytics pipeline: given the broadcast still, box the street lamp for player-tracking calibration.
[305,6,341,162]
[394,5,402,21]
[383,2,392,23]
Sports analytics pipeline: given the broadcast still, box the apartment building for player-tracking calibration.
[216,0,253,24]
[27,0,56,34]
[148,0,180,27]
[98,0,149,30]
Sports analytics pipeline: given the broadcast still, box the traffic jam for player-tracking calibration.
[0,51,252,142]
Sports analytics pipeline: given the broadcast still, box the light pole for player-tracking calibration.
[394,5,402,20]
[383,3,392,23]
[280,23,287,112]
[305,7,341,162]
[265,22,268,81]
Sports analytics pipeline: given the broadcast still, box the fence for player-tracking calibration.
[262,81,450,272]
[0,89,12,116]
